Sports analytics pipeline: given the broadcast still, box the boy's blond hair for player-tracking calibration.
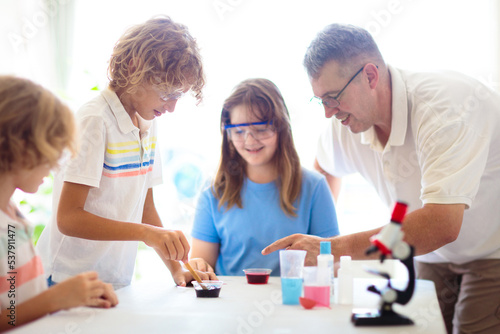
[0,75,77,172]
[108,15,205,103]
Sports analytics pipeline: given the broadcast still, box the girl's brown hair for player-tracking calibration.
[213,78,302,216]
[108,15,205,103]
[0,76,77,172]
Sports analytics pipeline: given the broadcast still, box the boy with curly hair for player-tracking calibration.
[37,16,216,289]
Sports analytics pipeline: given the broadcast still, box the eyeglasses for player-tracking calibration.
[157,90,185,102]
[152,85,185,102]
[224,121,275,142]
[311,66,365,109]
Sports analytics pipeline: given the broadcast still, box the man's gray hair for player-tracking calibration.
[304,24,384,79]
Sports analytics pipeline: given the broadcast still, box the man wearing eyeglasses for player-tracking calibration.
[263,23,500,334]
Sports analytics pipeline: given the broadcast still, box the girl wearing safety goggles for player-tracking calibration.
[188,78,339,276]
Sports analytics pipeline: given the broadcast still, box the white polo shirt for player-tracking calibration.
[317,65,500,264]
[37,88,163,288]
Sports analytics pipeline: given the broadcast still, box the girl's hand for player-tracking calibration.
[143,225,190,262]
[50,271,118,310]
[188,258,215,273]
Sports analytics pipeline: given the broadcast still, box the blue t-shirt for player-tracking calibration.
[191,168,339,276]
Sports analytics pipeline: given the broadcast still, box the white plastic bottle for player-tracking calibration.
[338,256,353,305]
[317,241,334,299]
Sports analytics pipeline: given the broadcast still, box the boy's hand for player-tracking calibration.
[50,271,118,310]
[143,226,190,262]
[188,258,215,273]
[172,266,218,287]
[99,280,119,307]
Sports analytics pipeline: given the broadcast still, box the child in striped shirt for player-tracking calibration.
[36,16,217,289]
[0,76,118,331]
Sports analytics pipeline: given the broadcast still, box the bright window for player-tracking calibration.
[2,0,498,242]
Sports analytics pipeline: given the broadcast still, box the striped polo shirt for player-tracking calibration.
[0,205,47,309]
[36,87,163,289]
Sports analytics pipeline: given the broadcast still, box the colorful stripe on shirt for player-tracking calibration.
[103,137,157,178]
[0,256,44,295]
[0,216,47,306]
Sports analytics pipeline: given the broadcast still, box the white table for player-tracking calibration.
[12,275,446,334]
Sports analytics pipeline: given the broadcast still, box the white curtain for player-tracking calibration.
[0,0,76,96]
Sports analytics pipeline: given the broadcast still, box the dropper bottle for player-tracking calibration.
[317,241,334,299]
[338,256,353,304]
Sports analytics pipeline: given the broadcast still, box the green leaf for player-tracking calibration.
[32,224,45,246]
[41,185,53,195]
